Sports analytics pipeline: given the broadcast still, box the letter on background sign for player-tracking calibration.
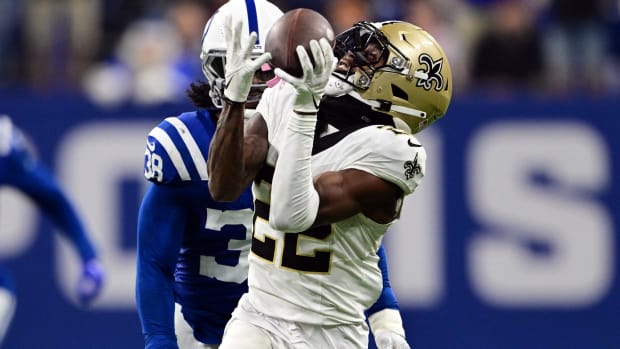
[467,122,613,307]
[386,129,443,307]
[54,121,154,308]
[0,188,38,258]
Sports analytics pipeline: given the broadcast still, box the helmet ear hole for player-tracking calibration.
[391,84,408,100]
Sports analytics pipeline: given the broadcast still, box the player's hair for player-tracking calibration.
[186,81,216,110]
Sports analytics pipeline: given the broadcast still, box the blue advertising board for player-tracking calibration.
[0,91,617,348]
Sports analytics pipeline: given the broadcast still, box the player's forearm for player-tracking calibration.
[137,281,177,349]
[136,189,184,346]
[49,197,96,261]
[27,170,97,262]
[136,256,177,347]
[208,99,247,201]
[270,111,319,232]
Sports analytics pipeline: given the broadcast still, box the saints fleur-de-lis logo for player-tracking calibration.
[416,53,444,91]
[404,153,422,180]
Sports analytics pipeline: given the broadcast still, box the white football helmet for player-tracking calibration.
[329,21,453,134]
[200,0,283,108]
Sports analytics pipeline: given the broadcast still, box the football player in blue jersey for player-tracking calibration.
[135,1,410,348]
[0,115,105,344]
[136,2,281,348]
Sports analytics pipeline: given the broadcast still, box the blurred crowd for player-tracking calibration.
[0,0,619,107]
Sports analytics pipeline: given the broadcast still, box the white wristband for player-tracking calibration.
[368,308,406,338]
[269,111,319,232]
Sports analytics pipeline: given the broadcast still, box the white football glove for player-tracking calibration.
[274,38,336,113]
[374,331,411,349]
[222,14,272,103]
[369,309,412,349]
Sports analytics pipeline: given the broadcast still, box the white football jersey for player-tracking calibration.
[247,82,426,326]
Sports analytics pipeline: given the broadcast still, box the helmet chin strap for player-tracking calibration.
[326,73,428,119]
[346,90,427,119]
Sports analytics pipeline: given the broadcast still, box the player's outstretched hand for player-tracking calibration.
[274,38,336,114]
[76,258,105,307]
[375,331,412,349]
[223,14,272,103]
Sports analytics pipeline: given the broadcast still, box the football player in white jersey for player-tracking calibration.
[208,18,452,348]
[136,1,412,348]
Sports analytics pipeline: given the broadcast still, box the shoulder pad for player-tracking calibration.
[143,113,213,184]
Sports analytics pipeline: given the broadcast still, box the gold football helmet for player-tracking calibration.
[331,21,452,134]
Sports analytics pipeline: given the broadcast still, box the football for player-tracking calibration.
[265,8,335,78]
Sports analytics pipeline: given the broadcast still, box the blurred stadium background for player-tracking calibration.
[0,0,618,348]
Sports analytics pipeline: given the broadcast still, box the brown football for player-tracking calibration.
[265,8,335,78]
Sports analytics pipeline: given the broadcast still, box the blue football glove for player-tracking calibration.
[76,259,105,307]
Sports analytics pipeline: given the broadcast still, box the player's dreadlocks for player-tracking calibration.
[186,81,216,110]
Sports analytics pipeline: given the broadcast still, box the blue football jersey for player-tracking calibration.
[136,110,254,347]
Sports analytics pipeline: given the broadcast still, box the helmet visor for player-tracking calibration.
[334,22,388,67]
